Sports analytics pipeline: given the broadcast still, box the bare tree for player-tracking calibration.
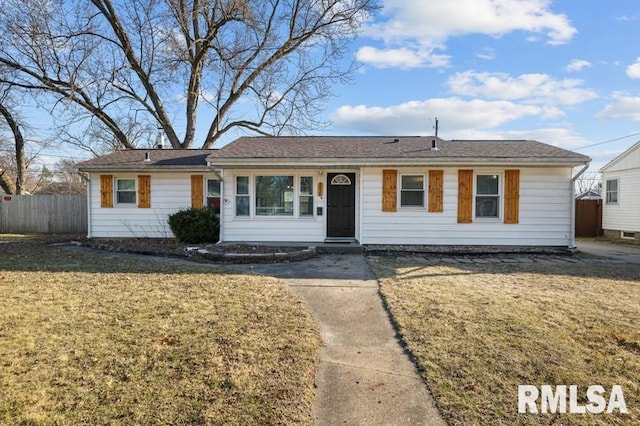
[575,172,602,196]
[0,0,377,150]
[35,159,86,195]
[0,84,29,193]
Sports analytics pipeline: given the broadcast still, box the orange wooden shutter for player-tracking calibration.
[504,169,520,224]
[428,170,444,212]
[382,169,397,212]
[191,175,203,209]
[100,175,113,208]
[138,175,151,208]
[457,170,473,223]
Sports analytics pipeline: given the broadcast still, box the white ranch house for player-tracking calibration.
[600,140,640,241]
[78,136,590,248]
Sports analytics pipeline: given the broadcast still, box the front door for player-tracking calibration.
[326,173,356,238]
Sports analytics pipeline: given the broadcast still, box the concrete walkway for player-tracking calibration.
[239,255,445,426]
[576,238,640,264]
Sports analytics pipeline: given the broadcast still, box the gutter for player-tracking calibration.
[209,157,589,169]
[569,162,591,248]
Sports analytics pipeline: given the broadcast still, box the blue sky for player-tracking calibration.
[321,0,640,175]
[28,0,640,179]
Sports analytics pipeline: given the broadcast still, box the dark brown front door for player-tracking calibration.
[327,173,356,238]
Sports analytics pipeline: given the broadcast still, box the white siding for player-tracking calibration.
[88,166,575,245]
[220,169,325,242]
[88,172,208,238]
[602,168,640,233]
[360,167,573,246]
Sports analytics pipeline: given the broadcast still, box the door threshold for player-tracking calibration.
[324,237,358,244]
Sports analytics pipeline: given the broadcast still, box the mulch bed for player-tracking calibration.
[81,238,310,262]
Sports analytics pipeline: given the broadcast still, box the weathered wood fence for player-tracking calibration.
[0,195,87,234]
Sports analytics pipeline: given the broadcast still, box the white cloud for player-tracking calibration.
[626,57,640,79]
[566,59,592,73]
[331,98,549,135]
[447,71,598,105]
[475,48,496,61]
[446,128,588,148]
[359,0,577,68]
[355,46,445,69]
[596,93,640,120]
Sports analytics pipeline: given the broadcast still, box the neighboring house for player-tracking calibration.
[599,140,640,241]
[77,136,590,247]
[576,190,601,200]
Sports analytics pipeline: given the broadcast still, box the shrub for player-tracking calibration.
[168,207,219,244]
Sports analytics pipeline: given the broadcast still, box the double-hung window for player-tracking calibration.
[235,176,250,216]
[400,175,425,207]
[606,179,618,204]
[299,176,314,216]
[255,176,294,216]
[116,178,136,204]
[475,174,500,218]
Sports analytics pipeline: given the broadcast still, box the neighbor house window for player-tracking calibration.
[606,179,618,204]
[400,175,424,207]
[475,174,500,218]
[207,179,221,215]
[299,176,314,216]
[235,176,250,216]
[255,176,294,216]
[116,178,136,204]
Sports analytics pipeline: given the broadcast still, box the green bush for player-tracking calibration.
[168,207,219,244]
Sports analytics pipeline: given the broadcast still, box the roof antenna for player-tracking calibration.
[431,117,439,151]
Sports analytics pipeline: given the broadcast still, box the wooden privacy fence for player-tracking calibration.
[0,195,87,234]
[575,199,602,238]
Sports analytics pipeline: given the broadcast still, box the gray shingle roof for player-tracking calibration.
[209,136,590,166]
[77,149,214,171]
[77,136,590,170]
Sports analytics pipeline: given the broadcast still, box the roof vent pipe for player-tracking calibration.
[430,138,439,151]
[144,152,150,162]
[156,130,165,149]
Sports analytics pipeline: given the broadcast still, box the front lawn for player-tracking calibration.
[369,256,639,425]
[0,236,320,424]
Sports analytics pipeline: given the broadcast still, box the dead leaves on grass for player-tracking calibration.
[614,334,640,353]
[160,336,179,345]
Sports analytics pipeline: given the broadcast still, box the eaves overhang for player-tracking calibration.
[77,165,215,173]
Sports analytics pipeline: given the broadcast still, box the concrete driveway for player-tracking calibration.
[576,238,640,264]
[237,254,445,426]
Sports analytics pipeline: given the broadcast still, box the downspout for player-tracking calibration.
[570,162,590,248]
[83,172,92,238]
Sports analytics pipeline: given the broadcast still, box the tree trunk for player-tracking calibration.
[0,103,26,194]
[0,169,15,194]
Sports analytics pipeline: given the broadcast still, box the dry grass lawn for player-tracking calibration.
[369,256,639,425]
[0,235,320,424]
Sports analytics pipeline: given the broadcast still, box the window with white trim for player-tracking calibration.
[400,175,424,207]
[255,176,294,216]
[116,178,136,204]
[206,179,221,215]
[606,179,618,204]
[235,176,250,216]
[475,174,500,218]
[299,176,314,216]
